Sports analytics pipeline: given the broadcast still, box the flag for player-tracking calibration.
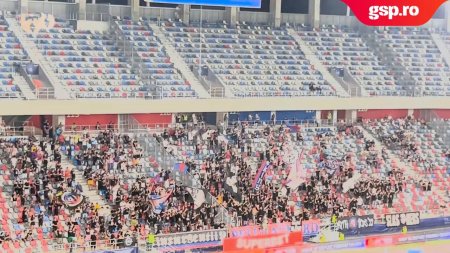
[287,125,301,133]
[253,161,271,191]
[149,190,172,214]
[173,162,188,174]
[186,187,206,209]
[287,149,305,190]
[320,158,343,175]
[343,172,361,193]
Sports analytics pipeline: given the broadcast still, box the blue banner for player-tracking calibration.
[148,0,261,8]
[302,216,450,240]
[343,216,450,237]
[89,247,138,253]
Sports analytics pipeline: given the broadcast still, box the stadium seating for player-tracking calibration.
[364,118,449,211]
[29,17,141,99]
[158,122,441,221]
[0,139,74,253]
[298,25,399,96]
[161,21,336,97]
[375,27,450,96]
[0,16,26,99]
[114,17,197,98]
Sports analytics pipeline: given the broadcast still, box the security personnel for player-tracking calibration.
[402,226,408,234]
[331,214,337,224]
[147,233,156,247]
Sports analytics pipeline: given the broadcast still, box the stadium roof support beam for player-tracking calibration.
[225,7,239,27]
[78,0,87,20]
[131,0,140,21]
[270,0,281,28]
[180,5,190,25]
[308,0,320,28]
[18,0,29,14]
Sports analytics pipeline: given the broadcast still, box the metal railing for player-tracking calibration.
[231,90,337,98]
[61,123,172,133]
[226,119,335,127]
[63,123,118,133]
[0,126,35,136]
[0,93,23,99]
[72,91,156,100]
[35,87,55,99]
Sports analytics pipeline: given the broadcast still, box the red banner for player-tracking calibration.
[366,234,399,247]
[223,231,302,251]
[342,0,446,26]
[265,246,302,253]
[223,250,265,253]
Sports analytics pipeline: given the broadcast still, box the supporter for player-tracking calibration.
[0,116,443,250]
[157,120,413,229]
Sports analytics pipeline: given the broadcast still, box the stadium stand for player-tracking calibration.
[298,25,398,96]
[156,119,445,226]
[0,15,26,99]
[375,27,450,96]
[364,117,450,209]
[162,21,336,97]
[1,0,450,251]
[29,17,140,99]
[113,17,197,98]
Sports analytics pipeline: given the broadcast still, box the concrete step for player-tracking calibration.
[287,28,350,98]
[149,23,211,98]
[4,17,72,99]
[61,156,111,215]
[13,75,36,100]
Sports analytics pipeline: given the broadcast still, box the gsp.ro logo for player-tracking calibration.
[342,0,447,26]
[369,6,419,20]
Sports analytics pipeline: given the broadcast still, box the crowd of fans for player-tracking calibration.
[368,116,447,188]
[0,115,445,250]
[373,117,429,164]
[0,135,73,245]
[157,119,413,229]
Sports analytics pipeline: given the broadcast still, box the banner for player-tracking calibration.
[149,190,173,214]
[286,150,305,190]
[230,223,291,237]
[224,174,242,202]
[154,229,227,248]
[61,192,84,208]
[298,239,366,253]
[319,158,343,175]
[252,161,271,191]
[186,187,206,209]
[89,247,138,253]
[223,231,302,251]
[342,172,361,193]
[335,215,374,233]
[173,162,188,174]
[301,219,321,236]
[344,215,450,237]
[385,212,420,228]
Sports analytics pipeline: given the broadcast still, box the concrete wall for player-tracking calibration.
[76,20,109,32]
[0,97,448,116]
